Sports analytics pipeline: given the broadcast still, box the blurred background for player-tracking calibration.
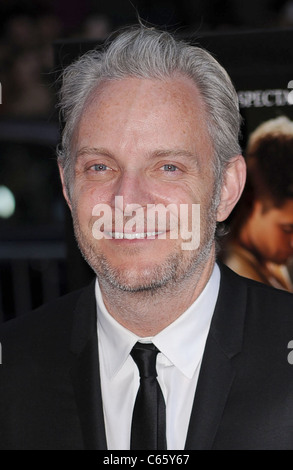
[1,0,293,322]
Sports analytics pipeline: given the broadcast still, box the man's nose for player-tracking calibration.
[290,235,293,249]
[112,170,154,212]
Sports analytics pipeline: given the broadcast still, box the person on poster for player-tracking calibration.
[222,116,293,291]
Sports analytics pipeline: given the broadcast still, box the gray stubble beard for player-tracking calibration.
[71,199,218,299]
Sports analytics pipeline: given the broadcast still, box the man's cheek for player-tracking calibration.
[179,203,201,251]
[91,203,113,240]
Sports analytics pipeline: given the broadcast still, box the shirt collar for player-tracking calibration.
[96,263,220,380]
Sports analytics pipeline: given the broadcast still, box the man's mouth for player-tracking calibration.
[105,231,166,240]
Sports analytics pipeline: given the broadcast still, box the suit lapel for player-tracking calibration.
[67,264,247,450]
[185,264,247,450]
[70,281,107,450]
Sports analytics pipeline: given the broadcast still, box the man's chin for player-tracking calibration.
[75,224,215,295]
[104,279,167,293]
[96,264,177,293]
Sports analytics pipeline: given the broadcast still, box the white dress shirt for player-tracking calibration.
[96,263,220,450]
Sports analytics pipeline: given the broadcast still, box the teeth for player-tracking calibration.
[106,232,164,239]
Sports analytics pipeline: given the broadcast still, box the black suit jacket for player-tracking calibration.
[1,263,293,450]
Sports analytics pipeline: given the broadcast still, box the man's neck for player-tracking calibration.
[98,252,216,337]
[238,223,263,263]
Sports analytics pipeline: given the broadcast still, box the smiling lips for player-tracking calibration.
[105,231,167,239]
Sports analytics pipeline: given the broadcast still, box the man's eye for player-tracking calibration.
[91,164,109,172]
[162,164,178,172]
[281,225,293,234]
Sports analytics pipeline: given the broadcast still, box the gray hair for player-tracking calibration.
[57,25,242,196]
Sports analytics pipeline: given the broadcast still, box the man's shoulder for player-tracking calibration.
[220,262,293,315]
[0,281,96,353]
[216,264,293,367]
[218,262,293,298]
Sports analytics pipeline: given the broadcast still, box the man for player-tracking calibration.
[1,26,293,450]
[222,116,293,291]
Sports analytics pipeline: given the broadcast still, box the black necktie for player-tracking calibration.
[130,342,167,450]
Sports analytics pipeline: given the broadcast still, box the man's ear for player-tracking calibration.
[58,163,72,211]
[217,155,246,222]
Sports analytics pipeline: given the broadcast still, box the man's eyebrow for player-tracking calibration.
[149,149,196,158]
[76,147,112,159]
[75,147,198,162]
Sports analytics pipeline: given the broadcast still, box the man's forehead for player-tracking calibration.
[84,74,205,112]
[74,75,214,166]
[261,198,293,216]
[78,75,210,147]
